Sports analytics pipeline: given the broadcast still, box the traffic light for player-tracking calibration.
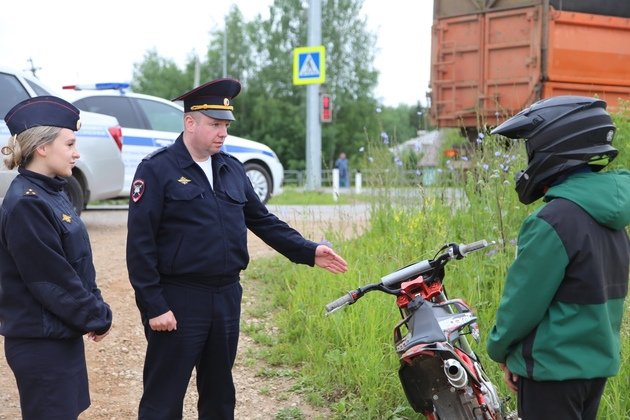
[321,94,332,123]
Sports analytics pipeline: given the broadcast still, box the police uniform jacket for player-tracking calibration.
[126,136,318,320]
[0,168,112,338]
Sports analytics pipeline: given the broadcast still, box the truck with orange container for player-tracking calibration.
[429,0,630,139]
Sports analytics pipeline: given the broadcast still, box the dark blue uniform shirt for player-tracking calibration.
[0,168,112,338]
[126,136,317,319]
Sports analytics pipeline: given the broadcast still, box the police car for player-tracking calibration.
[62,84,284,203]
[0,68,125,213]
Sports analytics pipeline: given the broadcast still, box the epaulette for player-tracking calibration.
[23,188,38,197]
[143,146,168,160]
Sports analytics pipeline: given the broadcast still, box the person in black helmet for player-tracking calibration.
[486,96,630,420]
[126,78,348,420]
[0,96,113,420]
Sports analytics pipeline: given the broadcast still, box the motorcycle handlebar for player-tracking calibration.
[380,259,433,287]
[324,240,492,315]
[458,239,488,256]
[381,240,490,287]
[324,292,356,314]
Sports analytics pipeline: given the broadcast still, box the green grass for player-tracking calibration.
[268,186,374,206]
[89,197,129,206]
[245,117,630,419]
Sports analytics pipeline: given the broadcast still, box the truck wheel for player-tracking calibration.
[245,163,272,203]
[64,175,85,215]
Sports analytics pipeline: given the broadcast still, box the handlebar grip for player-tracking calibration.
[380,259,433,287]
[325,292,356,314]
[458,240,488,256]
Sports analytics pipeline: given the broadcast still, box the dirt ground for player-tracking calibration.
[0,205,368,419]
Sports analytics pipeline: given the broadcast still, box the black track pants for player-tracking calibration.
[518,376,607,420]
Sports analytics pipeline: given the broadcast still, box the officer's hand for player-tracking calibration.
[314,245,348,274]
[87,327,111,342]
[499,363,519,393]
[149,310,177,332]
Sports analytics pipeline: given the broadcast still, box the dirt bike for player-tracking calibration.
[325,240,518,420]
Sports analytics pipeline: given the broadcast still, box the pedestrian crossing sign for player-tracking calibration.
[293,46,326,85]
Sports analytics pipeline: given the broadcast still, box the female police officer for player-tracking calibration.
[0,96,113,420]
[127,78,348,420]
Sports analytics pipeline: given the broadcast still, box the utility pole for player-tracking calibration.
[208,16,227,79]
[26,58,41,78]
[305,0,322,190]
[222,25,228,78]
[194,55,201,87]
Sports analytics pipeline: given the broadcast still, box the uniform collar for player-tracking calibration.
[172,135,195,169]
[173,134,228,171]
[17,167,67,192]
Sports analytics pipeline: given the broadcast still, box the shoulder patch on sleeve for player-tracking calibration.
[131,179,146,203]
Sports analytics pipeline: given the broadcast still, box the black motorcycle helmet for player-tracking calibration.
[491,96,617,204]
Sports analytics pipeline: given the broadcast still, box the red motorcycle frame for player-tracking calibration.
[326,241,517,420]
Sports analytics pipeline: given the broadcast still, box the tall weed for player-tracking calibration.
[250,114,629,418]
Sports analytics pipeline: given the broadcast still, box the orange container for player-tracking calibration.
[430,2,630,131]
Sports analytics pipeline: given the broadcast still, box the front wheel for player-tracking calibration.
[245,162,272,204]
[63,175,85,215]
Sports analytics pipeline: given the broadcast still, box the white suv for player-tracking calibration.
[62,84,284,203]
[0,68,125,213]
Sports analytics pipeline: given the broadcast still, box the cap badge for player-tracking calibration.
[224,98,230,106]
[62,214,72,223]
[178,177,191,185]
[131,179,145,203]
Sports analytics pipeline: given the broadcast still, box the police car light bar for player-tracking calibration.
[62,83,130,91]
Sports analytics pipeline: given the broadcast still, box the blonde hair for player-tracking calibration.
[2,126,61,170]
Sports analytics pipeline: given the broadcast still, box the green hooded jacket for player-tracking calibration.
[487,169,630,380]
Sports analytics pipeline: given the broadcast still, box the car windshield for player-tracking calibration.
[136,98,183,133]
[24,78,53,97]
[0,72,32,116]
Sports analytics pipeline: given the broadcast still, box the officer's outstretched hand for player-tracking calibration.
[149,310,178,332]
[314,245,348,274]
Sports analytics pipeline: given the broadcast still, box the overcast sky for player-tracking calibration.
[0,1,432,107]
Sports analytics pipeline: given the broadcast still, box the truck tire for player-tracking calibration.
[245,162,272,204]
[64,175,85,215]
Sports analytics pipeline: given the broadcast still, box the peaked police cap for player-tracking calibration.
[172,78,241,121]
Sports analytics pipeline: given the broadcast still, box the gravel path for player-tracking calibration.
[0,205,368,419]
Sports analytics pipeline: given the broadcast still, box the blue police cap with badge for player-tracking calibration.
[172,78,241,121]
[4,95,81,136]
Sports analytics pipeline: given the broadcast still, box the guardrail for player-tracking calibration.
[283,169,428,188]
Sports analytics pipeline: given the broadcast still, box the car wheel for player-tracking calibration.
[245,163,272,203]
[64,175,85,215]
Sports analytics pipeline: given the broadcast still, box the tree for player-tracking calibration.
[234,0,382,171]
[131,50,191,100]
[130,0,419,173]
[377,104,421,145]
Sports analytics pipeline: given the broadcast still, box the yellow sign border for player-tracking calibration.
[293,46,326,85]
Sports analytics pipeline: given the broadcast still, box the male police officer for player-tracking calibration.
[126,78,348,420]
